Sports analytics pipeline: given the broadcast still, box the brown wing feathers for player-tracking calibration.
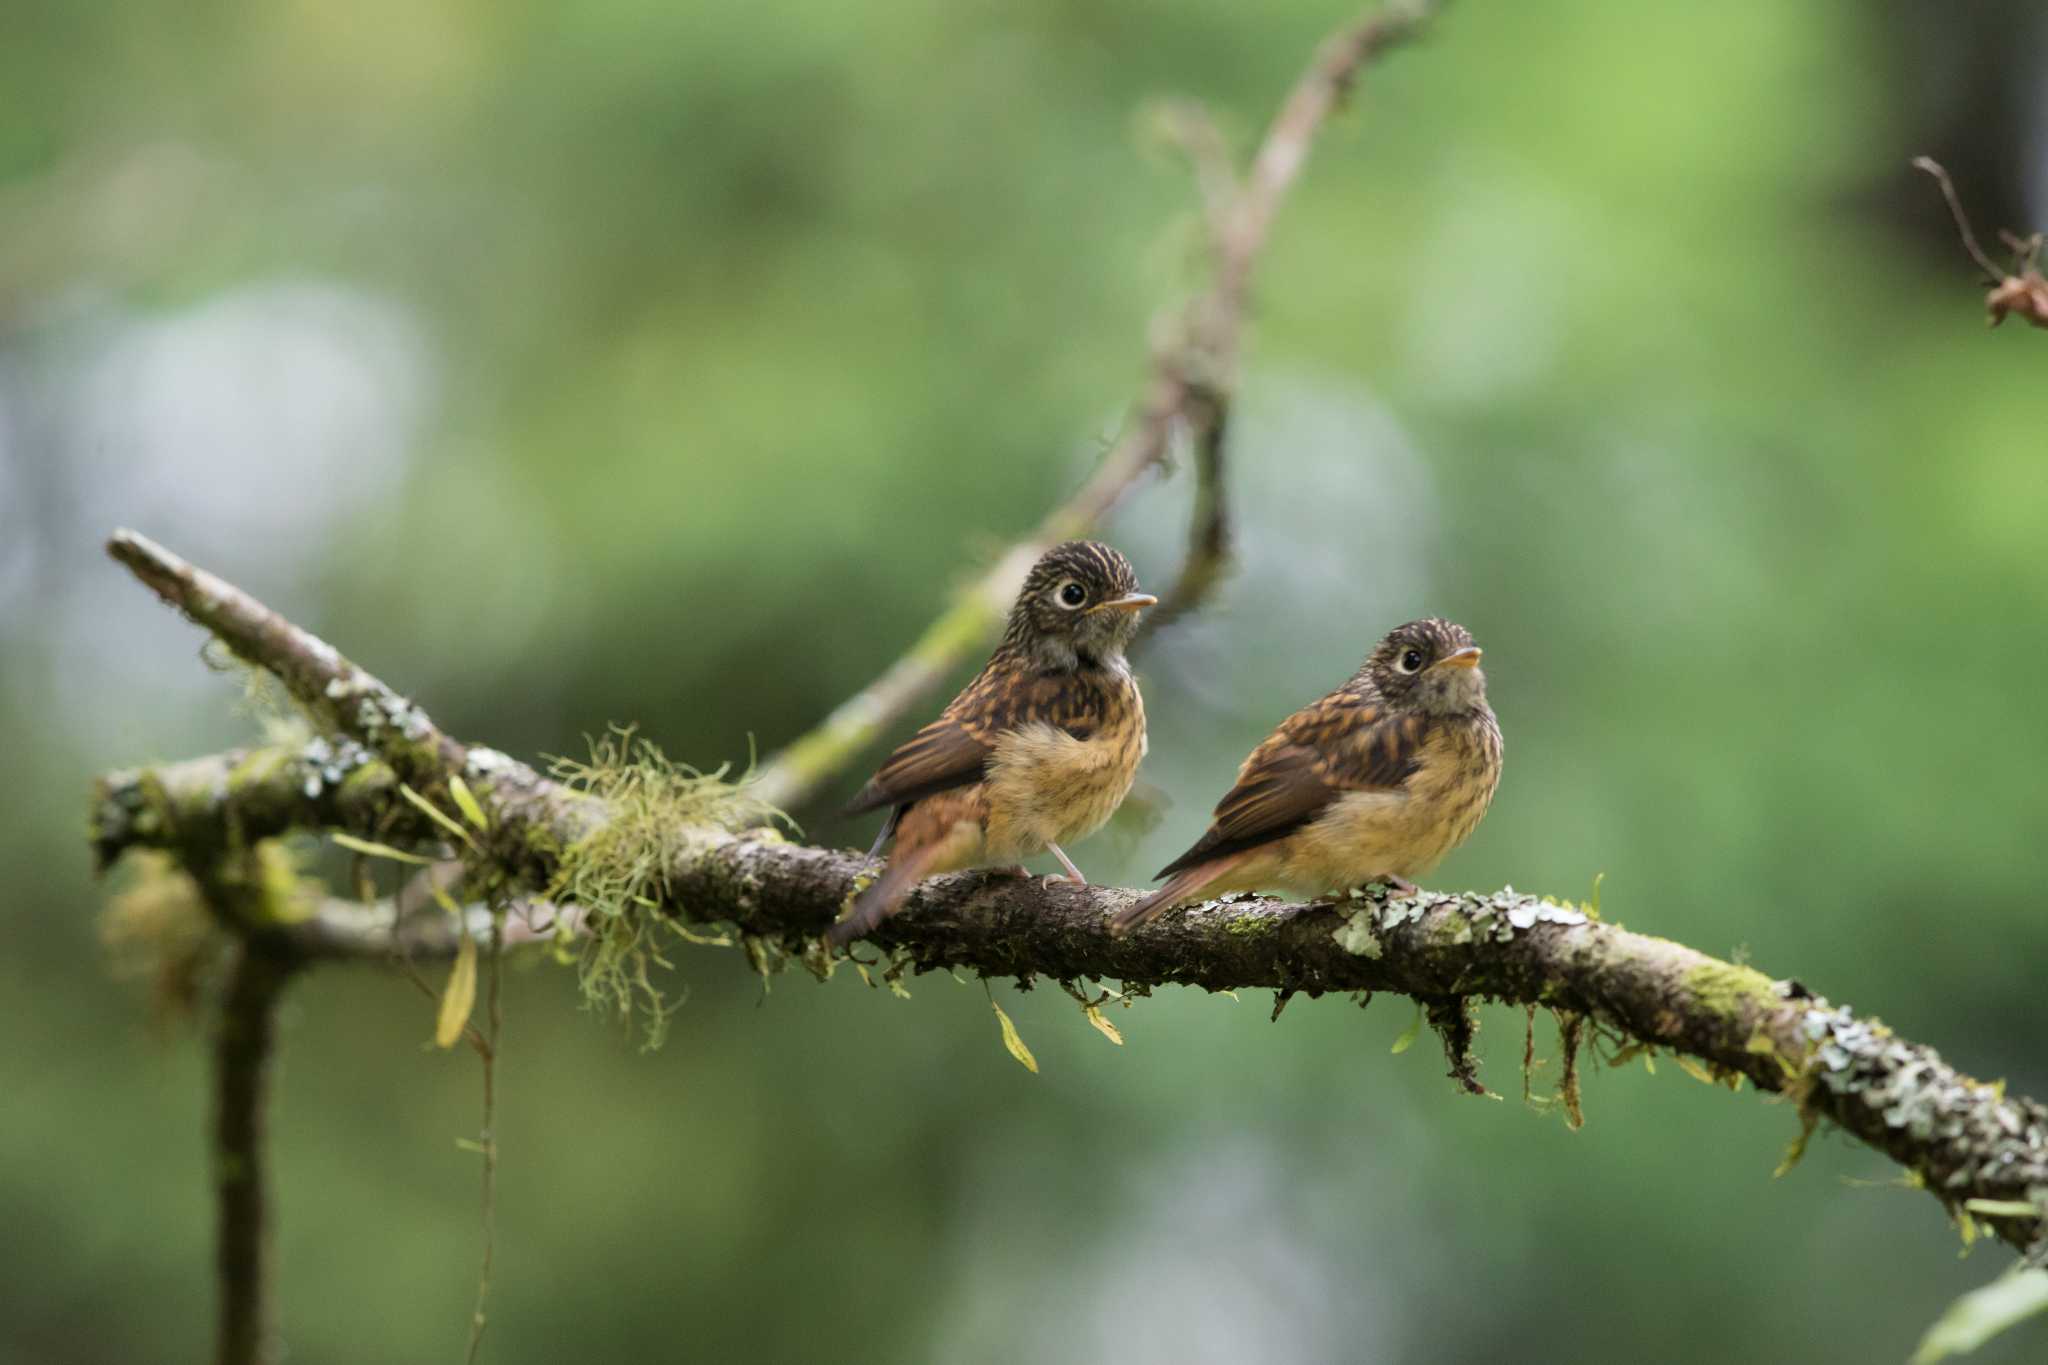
[843,713,993,815]
[1110,693,1426,935]
[845,666,1115,819]
[1156,695,1423,877]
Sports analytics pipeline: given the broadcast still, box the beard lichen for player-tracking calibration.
[99,850,230,1028]
[544,727,791,1048]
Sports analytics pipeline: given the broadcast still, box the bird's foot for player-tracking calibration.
[1375,875,1421,899]
[1046,842,1088,885]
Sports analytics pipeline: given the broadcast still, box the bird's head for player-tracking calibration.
[1365,617,1488,715]
[1002,540,1155,669]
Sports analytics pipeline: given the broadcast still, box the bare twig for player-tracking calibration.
[747,0,1442,812]
[109,530,468,785]
[1912,156,2048,330]
[1137,381,1230,640]
[1914,156,2006,281]
[465,909,503,1365]
[212,943,296,1365]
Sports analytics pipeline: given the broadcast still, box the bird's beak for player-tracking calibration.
[1089,592,1158,614]
[1432,647,1483,670]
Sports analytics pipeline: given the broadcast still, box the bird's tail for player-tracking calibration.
[1108,857,1235,937]
[826,838,946,949]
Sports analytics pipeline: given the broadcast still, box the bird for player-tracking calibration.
[1109,617,1501,935]
[826,540,1156,948]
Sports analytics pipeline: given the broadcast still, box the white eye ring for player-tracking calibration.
[1394,646,1426,674]
[1053,579,1088,610]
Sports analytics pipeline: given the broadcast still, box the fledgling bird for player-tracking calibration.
[1110,617,1501,935]
[827,541,1156,948]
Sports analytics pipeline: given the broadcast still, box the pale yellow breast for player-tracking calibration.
[1233,714,1501,898]
[981,683,1146,861]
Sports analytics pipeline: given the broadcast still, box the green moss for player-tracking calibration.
[545,726,790,1048]
[212,838,316,927]
[1226,913,1278,938]
[99,849,225,1025]
[1683,959,1776,1021]
[228,747,295,796]
[336,760,395,806]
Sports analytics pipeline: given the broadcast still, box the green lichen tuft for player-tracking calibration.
[99,850,228,1026]
[228,747,296,796]
[212,838,319,927]
[1684,959,1776,1021]
[1227,913,1278,939]
[546,726,790,1048]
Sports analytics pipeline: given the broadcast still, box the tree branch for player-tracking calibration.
[212,942,295,1365]
[91,531,2048,1257]
[746,0,1441,812]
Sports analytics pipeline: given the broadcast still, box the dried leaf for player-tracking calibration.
[1911,1268,2048,1365]
[1391,1002,1424,1055]
[1085,1005,1124,1045]
[436,931,478,1049]
[332,832,435,865]
[446,775,490,831]
[991,998,1038,1073]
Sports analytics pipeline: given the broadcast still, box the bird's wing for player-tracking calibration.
[1155,688,1425,877]
[844,664,1101,816]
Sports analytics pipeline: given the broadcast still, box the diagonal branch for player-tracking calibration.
[92,532,2048,1258]
[746,0,1442,812]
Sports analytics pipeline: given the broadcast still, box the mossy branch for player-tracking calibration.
[88,522,2048,1258]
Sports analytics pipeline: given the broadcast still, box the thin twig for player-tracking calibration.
[746,0,1442,812]
[108,529,467,786]
[213,943,297,1365]
[1913,156,2004,281]
[1911,155,2048,331]
[1137,381,1231,640]
[465,908,503,1365]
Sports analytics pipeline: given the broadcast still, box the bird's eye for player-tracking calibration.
[1397,647,1426,674]
[1055,580,1087,609]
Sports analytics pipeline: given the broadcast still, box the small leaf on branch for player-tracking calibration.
[437,932,478,1049]
[1085,1004,1124,1045]
[991,998,1039,1073]
[447,775,491,831]
[1911,1267,2048,1364]
[400,783,480,851]
[332,832,435,865]
[1391,1001,1424,1054]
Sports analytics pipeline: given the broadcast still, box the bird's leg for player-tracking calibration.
[1045,843,1088,885]
[1383,874,1420,898]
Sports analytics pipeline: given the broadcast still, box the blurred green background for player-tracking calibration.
[5,0,2046,1360]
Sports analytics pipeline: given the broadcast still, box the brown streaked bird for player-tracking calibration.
[827,541,1156,948]
[1110,618,1501,935]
